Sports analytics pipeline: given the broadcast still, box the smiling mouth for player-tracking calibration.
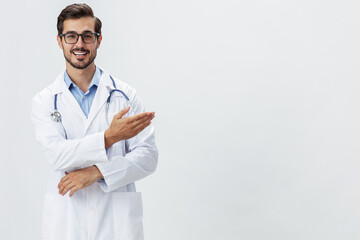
[72,49,89,57]
[74,52,86,56]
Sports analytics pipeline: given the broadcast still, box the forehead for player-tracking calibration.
[62,17,95,33]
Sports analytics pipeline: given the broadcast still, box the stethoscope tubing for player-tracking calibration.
[51,75,130,124]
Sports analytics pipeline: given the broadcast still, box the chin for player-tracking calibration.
[71,60,94,70]
[64,53,96,70]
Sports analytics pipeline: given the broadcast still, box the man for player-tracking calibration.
[31,4,158,240]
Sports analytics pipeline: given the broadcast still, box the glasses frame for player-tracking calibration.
[59,32,100,44]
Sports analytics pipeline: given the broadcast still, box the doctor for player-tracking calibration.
[31,3,158,240]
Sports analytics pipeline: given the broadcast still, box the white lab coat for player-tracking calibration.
[31,67,158,240]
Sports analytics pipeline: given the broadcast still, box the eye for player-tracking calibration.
[66,34,77,39]
[84,33,93,39]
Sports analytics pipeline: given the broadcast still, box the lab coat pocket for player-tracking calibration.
[112,192,144,240]
[42,194,78,240]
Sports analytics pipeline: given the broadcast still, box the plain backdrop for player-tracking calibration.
[1,0,360,239]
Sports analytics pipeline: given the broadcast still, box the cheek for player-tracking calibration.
[65,47,73,54]
[61,42,69,52]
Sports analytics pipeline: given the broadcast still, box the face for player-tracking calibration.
[57,17,102,70]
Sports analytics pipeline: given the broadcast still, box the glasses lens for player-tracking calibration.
[83,33,96,44]
[65,33,78,44]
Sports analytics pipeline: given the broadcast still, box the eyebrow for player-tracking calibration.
[64,30,94,34]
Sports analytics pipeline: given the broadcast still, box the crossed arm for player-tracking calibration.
[56,106,155,197]
[57,106,155,197]
[32,92,156,197]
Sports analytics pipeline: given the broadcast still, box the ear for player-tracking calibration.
[96,34,102,49]
[57,35,63,49]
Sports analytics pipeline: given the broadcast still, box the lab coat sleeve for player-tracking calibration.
[31,94,109,171]
[95,91,158,192]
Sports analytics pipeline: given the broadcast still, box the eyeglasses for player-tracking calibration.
[59,32,100,44]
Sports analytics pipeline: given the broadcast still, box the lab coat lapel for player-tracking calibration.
[85,73,113,131]
[51,71,87,121]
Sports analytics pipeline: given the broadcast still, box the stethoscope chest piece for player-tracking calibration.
[51,111,61,122]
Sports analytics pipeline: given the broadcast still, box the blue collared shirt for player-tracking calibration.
[64,66,102,118]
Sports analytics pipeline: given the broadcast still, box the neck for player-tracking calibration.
[66,62,96,93]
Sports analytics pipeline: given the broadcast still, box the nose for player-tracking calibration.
[74,36,85,48]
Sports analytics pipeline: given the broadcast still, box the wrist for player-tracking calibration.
[93,165,103,179]
[104,129,114,149]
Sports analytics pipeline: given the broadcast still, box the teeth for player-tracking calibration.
[74,52,86,55]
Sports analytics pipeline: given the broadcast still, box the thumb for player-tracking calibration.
[114,106,130,119]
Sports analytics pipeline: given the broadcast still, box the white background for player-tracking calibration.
[1,0,360,239]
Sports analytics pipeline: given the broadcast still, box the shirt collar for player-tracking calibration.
[64,66,101,89]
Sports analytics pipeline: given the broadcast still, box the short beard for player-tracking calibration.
[64,50,97,70]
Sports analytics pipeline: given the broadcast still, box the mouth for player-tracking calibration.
[72,49,89,59]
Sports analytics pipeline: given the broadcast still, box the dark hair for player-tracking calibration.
[57,3,102,35]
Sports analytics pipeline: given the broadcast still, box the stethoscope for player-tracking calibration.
[51,75,129,126]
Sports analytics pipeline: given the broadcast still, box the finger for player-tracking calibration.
[128,112,154,123]
[131,116,154,129]
[58,175,69,188]
[133,119,152,135]
[59,178,72,193]
[130,112,155,126]
[59,178,73,193]
[114,106,130,119]
[61,182,76,196]
[69,186,81,197]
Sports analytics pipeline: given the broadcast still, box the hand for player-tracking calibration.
[105,106,155,148]
[58,166,103,197]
